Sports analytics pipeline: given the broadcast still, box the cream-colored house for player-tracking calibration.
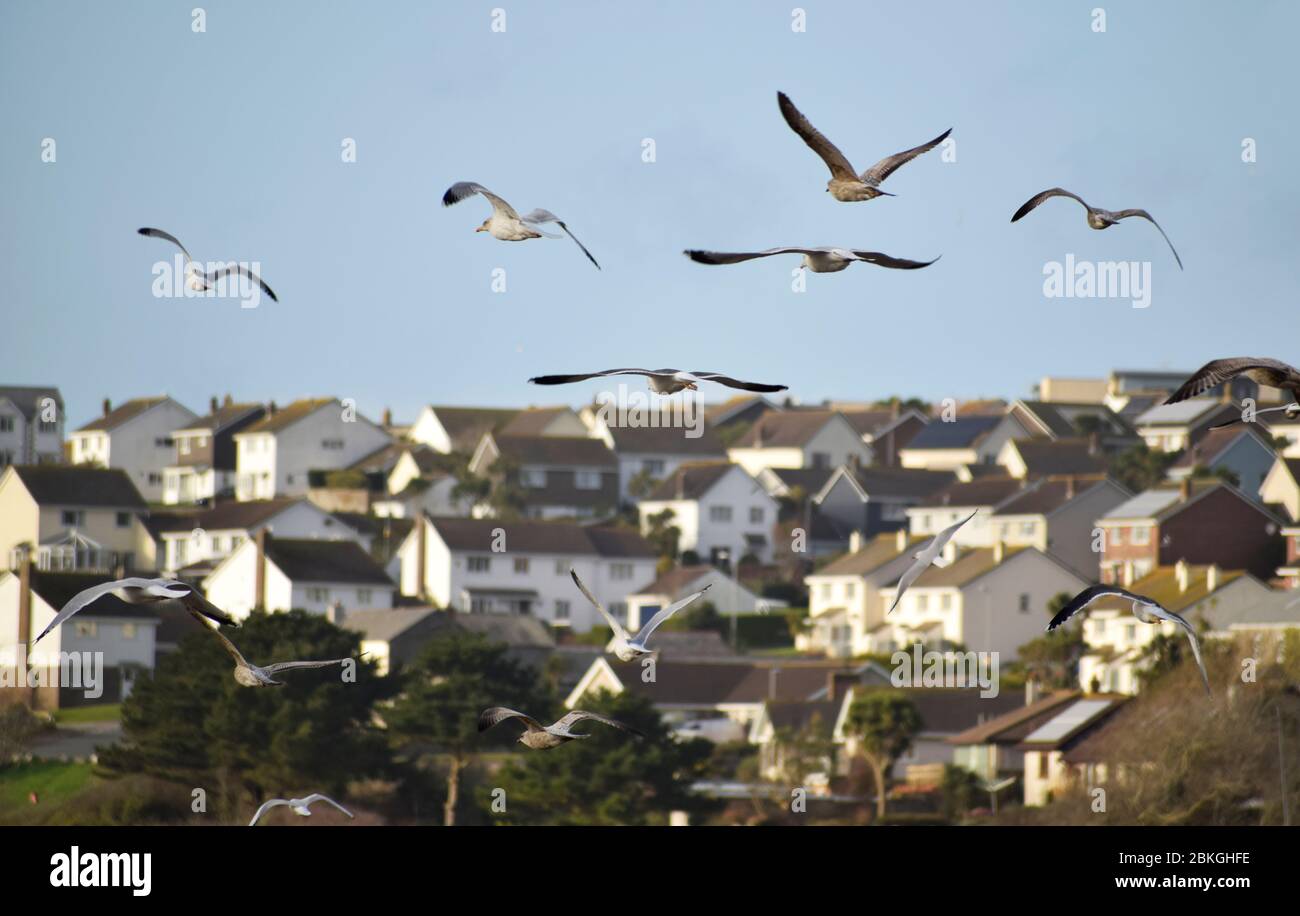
[801,529,921,658]
[1258,456,1300,522]
[726,411,871,476]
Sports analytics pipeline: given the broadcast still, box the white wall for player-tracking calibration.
[71,399,198,502]
[638,465,777,564]
[235,402,391,500]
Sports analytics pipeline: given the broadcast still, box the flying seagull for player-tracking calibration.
[137,228,279,300]
[478,707,643,750]
[1046,584,1211,697]
[685,247,939,274]
[248,793,354,827]
[1009,189,1183,269]
[194,614,352,687]
[441,182,599,269]
[1165,358,1300,427]
[570,568,710,661]
[777,91,950,202]
[529,368,786,394]
[887,510,978,614]
[33,577,238,646]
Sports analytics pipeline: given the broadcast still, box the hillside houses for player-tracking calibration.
[162,398,265,505]
[69,396,198,502]
[468,433,619,519]
[727,411,871,476]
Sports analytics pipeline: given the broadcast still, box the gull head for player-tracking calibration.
[614,643,652,663]
[291,804,313,817]
[475,220,490,233]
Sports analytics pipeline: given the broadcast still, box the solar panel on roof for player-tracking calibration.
[1023,699,1112,743]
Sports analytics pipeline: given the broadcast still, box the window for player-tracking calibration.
[554,600,571,622]
[198,435,207,447]
[610,562,634,580]
[180,438,191,455]
[574,470,602,490]
[154,436,174,448]
[39,419,57,434]
[520,468,547,488]
[0,416,13,433]
[1018,593,1030,612]
[1131,526,1150,545]
[1093,619,1107,636]
[148,472,162,485]
[749,507,764,524]
[75,621,97,638]
[643,459,665,476]
[514,558,530,574]
[1038,754,1049,779]
[609,602,628,622]
[321,438,345,450]
[1110,528,1123,546]
[306,587,330,603]
[467,556,491,573]
[1020,522,1036,537]
[811,452,831,469]
[709,506,733,523]
[1125,624,1136,642]
[844,582,856,599]
[917,595,929,612]
[941,594,952,610]
[0,451,12,467]
[61,510,85,527]
[115,512,131,528]
[356,589,372,604]
[554,560,569,575]
[122,623,137,639]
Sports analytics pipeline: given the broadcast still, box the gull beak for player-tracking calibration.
[474,226,486,233]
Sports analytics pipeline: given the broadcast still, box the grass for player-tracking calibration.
[51,703,121,725]
[0,760,95,818]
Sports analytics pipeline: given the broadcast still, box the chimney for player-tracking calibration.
[267,401,278,418]
[828,671,857,703]
[209,395,219,414]
[768,667,780,700]
[993,539,1005,563]
[895,527,909,553]
[1175,558,1189,593]
[1122,560,1134,588]
[415,515,428,600]
[254,527,268,610]
[223,393,233,407]
[849,530,863,554]
[1207,563,1220,593]
[890,399,901,421]
[1064,475,1076,500]
[101,398,111,417]
[1179,478,1192,502]
[326,600,346,625]
[17,552,32,649]
[382,407,393,428]
[1220,383,1233,404]
[1025,677,1042,707]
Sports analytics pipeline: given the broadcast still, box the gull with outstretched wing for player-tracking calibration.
[1009,188,1182,269]
[442,181,599,268]
[248,793,354,827]
[1164,357,1300,428]
[478,706,643,749]
[137,228,279,300]
[685,247,939,274]
[887,511,978,614]
[33,577,238,645]
[191,612,352,687]
[529,368,786,395]
[570,568,710,661]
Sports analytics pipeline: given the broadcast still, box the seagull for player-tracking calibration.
[777,91,950,202]
[1046,584,1211,697]
[193,613,352,687]
[248,793,354,827]
[137,228,279,300]
[569,568,709,661]
[1009,189,1183,269]
[441,182,599,269]
[1165,358,1300,428]
[478,707,643,749]
[685,247,939,274]
[887,510,977,614]
[529,369,786,394]
[32,577,238,645]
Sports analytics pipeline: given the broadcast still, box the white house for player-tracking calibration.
[1259,456,1300,522]
[903,476,1028,549]
[0,385,64,467]
[585,411,728,503]
[203,530,395,621]
[1132,399,1243,452]
[625,564,779,629]
[70,396,198,502]
[726,411,872,476]
[162,399,265,505]
[636,462,779,565]
[233,398,392,501]
[898,414,1028,471]
[396,515,656,632]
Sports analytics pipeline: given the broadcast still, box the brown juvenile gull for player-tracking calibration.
[137,228,279,300]
[441,181,599,269]
[529,368,786,394]
[478,707,643,749]
[888,511,977,614]
[569,568,710,661]
[248,793,354,827]
[777,91,950,202]
[1047,584,1210,698]
[1165,357,1300,427]
[685,247,938,274]
[33,577,238,645]
[1009,189,1182,269]
[193,613,353,687]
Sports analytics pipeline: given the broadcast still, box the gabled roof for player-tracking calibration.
[425,406,521,452]
[760,466,837,497]
[811,532,917,578]
[499,406,576,437]
[1099,480,1256,523]
[1133,398,1234,428]
[1169,424,1273,470]
[425,516,655,557]
[646,462,736,501]
[600,421,726,456]
[74,396,171,432]
[597,657,870,706]
[1011,400,1134,438]
[888,546,1029,590]
[492,435,616,467]
[631,564,716,597]
[26,572,159,622]
[264,538,393,585]
[155,498,308,534]
[0,386,62,422]
[342,606,437,643]
[730,410,841,449]
[703,395,777,425]
[1017,695,1130,751]
[992,475,1119,517]
[903,415,1002,450]
[840,408,925,439]
[1082,564,1246,615]
[947,690,1082,745]
[762,699,840,737]
[824,465,957,502]
[174,402,264,433]
[238,398,337,434]
[5,465,146,509]
[914,475,1025,509]
[1006,437,1107,477]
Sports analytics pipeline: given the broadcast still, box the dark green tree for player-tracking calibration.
[643,507,681,563]
[1108,443,1179,493]
[843,690,923,819]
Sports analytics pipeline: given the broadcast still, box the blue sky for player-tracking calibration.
[2,0,1296,428]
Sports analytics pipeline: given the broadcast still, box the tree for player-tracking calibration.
[1189,463,1240,487]
[101,611,391,822]
[452,456,528,519]
[774,714,835,785]
[384,630,543,826]
[643,507,680,563]
[627,469,662,502]
[1108,443,1179,493]
[1014,591,1087,689]
[843,690,923,819]
[0,705,45,762]
[488,690,714,825]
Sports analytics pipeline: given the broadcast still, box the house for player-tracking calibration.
[1006,399,1137,454]
[840,407,929,467]
[409,405,586,454]
[1036,378,1108,404]
[396,515,656,631]
[0,564,160,709]
[726,411,872,476]
[341,606,555,676]
[625,564,778,629]
[0,465,156,573]
[873,542,1087,658]
[162,398,265,505]
[1258,456,1300,522]
[232,398,392,502]
[636,462,779,565]
[749,697,841,783]
[203,530,396,621]
[69,396,198,502]
[897,414,1025,471]
[0,385,64,467]
[153,497,365,579]
[1269,417,1300,458]
[586,411,727,503]
[1165,424,1275,497]
[989,475,1131,578]
[948,688,1083,782]
[812,465,958,544]
[995,437,1107,480]
[703,396,779,439]
[1076,561,1282,695]
[1095,479,1285,584]
[904,475,1028,549]
[1132,398,1247,452]
[468,433,619,519]
[1017,694,1130,806]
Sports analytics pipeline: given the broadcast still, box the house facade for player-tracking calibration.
[727,411,872,476]
[0,385,64,467]
[636,462,779,566]
[162,399,265,505]
[69,396,198,502]
[468,433,619,519]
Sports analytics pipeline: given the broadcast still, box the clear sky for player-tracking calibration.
[2,0,1297,428]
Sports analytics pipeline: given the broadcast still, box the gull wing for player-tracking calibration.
[861,128,952,184]
[207,262,279,302]
[529,369,660,386]
[684,247,822,265]
[478,706,545,733]
[302,793,355,818]
[248,798,290,826]
[776,91,857,180]
[520,209,600,269]
[887,557,927,615]
[846,250,941,269]
[137,227,191,259]
[570,568,629,641]
[1164,358,1299,405]
[32,580,125,645]
[175,586,240,627]
[1148,607,1212,698]
[1010,188,1091,222]
[1046,584,1141,632]
[197,616,251,667]
[686,372,788,393]
[635,584,712,644]
[441,181,520,220]
[261,658,350,675]
[1110,209,1183,270]
[553,710,644,738]
[932,510,978,551]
